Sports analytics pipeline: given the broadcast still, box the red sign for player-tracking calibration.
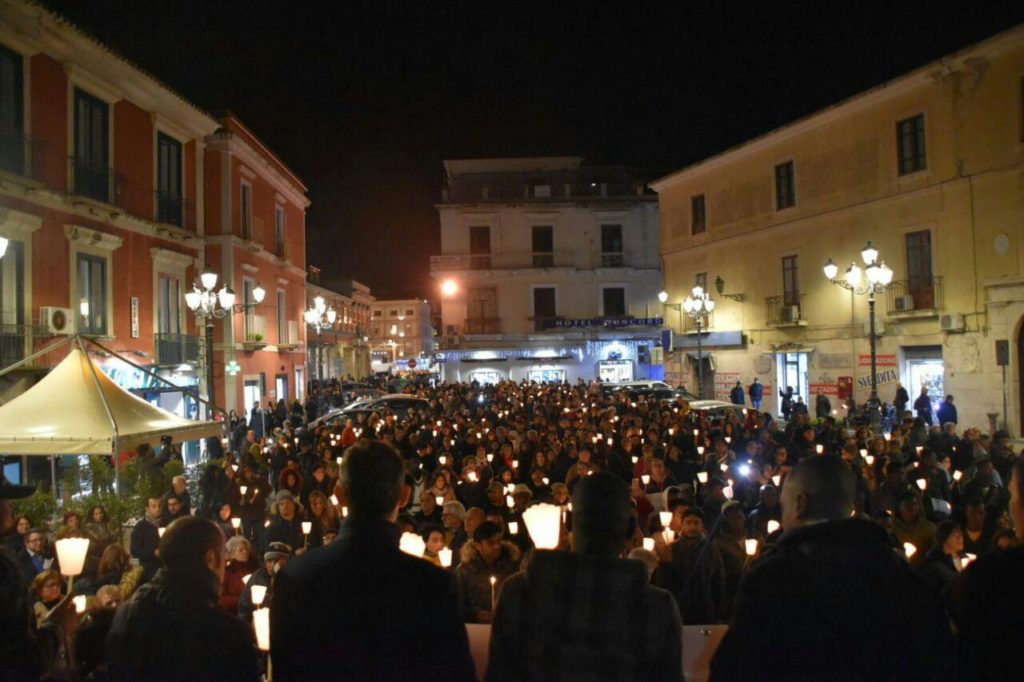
[809,383,839,395]
[407,358,417,368]
[858,354,896,367]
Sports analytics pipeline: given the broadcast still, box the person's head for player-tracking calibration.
[944,395,953,404]
[721,500,746,533]
[159,516,226,581]
[781,456,856,529]
[464,507,486,537]
[627,547,659,579]
[63,511,81,531]
[339,440,409,521]
[94,584,122,610]
[146,497,162,519]
[422,525,446,555]
[570,472,633,557]
[172,475,187,495]
[25,528,45,555]
[89,505,108,524]
[225,535,251,563]
[15,514,31,536]
[32,569,62,603]
[680,508,705,539]
[897,494,922,524]
[166,495,183,517]
[97,544,130,575]
[263,542,292,573]
[964,497,987,530]
[935,521,963,556]
[759,484,780,508]
[473,521,504,564]
[441,500,467,530]
[275,490,297,519]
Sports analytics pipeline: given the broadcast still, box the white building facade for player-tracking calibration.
[369,299,435,374]
[432,157,662,384]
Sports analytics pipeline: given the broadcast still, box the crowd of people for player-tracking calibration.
[1,375,1022,681]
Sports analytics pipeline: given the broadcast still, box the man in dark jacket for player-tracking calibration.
[936,394,957,426]
[454,520,520,623]
[654,507,727,624]
[107,516,259,682]
[914,386,934,426]
[129,497,162,583]
[488,472,683,681]
[893,382,910,421]
[748,378,763,410]
[271,440,474,681]
[729,381,745,406]
[710,456,953,681]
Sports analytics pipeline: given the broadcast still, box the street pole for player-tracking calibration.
[206,317,216,419]
[868,292,877,402]
[696,315,703,399]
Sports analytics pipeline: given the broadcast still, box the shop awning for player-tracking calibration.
[0,346,222,456]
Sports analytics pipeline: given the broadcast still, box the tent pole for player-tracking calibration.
[84,336,228,427]
[0,335,74,378]
[77,336,122,495]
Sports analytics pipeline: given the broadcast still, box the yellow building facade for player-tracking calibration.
[652,26,1024,433]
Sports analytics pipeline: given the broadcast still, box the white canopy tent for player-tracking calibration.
[0,336,222,491]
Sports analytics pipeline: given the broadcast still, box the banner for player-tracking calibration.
[547,317,664,329]
[857,368,899,388]
[858,354,896,367]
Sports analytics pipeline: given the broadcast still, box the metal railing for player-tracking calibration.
[441,182,647,203]
[154,333,200,365]
[431,250,641,271]
[765,294,805,326]
[70,156,124,205]
[0,323,29,369]
[0,130,44,179]
[464,318,501,334]
[885,276,944,314]
[155,191,195,231]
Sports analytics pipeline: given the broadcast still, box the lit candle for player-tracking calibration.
[330,494,339,506]
[242,573,252,585]
[631,456,639,464]
[662,528,675,543]
[697,446,705,455]
[522,503,561,549]
[720,463,729,472]
[506,483,515,495]
[643,537,655,551]
[253,608,270,651]
[767,520,781,534]
[487,453,494,462]
[439,455,447,466]
[506,495,515,508]
[251,584,267,607]
[509,521,518,534]
[641,474,650,485]
[512,460,519,468]
[772,474,782,486]
[336,457,342,465]
[240,485,248,496]
[342,506,349,518]
[722,485,734,499]
[883,433,891,442]
[744,538,759,556]
[399,532,427,557]
[607,438,613,446]
[962,552,976,568]
[903,542,917,559]
[916,446,923,455]
[815,444,824,454]
[468,471,478,482]
[659,511,672,527]
[438,548,453,568]
[542,477,549,485]
[859,448,867,457]
[725,436,731,444]
[302,521,312,535]
[916,479,927,491]
[55,537,90,582]
[158,527,166,538]
[231,517,241,533]
[697,471,709,484]
[490,576,497,611]
[73,595,87,614]
[953,470,963,482]
[865,455,875,466]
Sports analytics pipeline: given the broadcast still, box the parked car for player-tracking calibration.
[341,394,431,420]
[601,380,697,402]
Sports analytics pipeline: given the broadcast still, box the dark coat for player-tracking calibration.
[653,535,727,624]
[936,401,958,426]
[729,385,745,405]
[454,540,521,622]
[106,566,259,682]
[748,381,763,402]
[487,550,682,682]
[917,546,960,597]
[270,516,474,682]
[952,546,1024,682]
[709,518,954,682]
[129,517,160,583]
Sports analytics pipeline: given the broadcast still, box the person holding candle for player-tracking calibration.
[219,535,258,614]
[238,541,291,621]
[488,471,682,681]
[265,490,307,556]
[653,507,727,625]
[107,516,260,682]
[270,439,474,682]
[31,569,65,628]
[892,492,936,569]
[709,455,952,681]
[455,520,521,623]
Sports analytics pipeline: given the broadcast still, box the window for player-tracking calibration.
[601,224,624,267]
[0,239,24,366]
[373,310,382,317]
[695,272,708,292]
[602,287,626,317]
[532,225,553,267]
[469,226,491,269]
[532,287,556,330]
[782,255,800,307]
[277,290,287,344]
[156,133,183,226]
[240,182,252,239]
[906,230,935,308]
[691,194,706,235]
[73,89,110,202]
[275,206,286,256]
[243,279,255,339]
[897,114,926,175]
[389,309,398,317]
[77,254,107,335]
[157,275,180,334]
[775,161,795,209]
[405,308,414,316]
[466,287,498,333]
[0,45,25,175]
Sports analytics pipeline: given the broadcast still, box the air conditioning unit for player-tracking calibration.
[39,307,74,335]
[780,305,801,323]
[940,313,966,332]
[894,295,916,312]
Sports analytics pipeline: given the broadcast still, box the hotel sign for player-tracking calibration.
[546,317,664,329]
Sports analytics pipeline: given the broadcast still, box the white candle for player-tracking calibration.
[772,474,782,486]
[231,517,241,529]
[720,463,729,472]
[251,584,267,606]
[722,485,734,499]
[916,479,927,491]
[468,471,478,482]
[542,477,549,486]
[642,537,655,551]
[903,542,917,559]
[697,446,705,455]
[435,495,444,506]
[242,573,252,585]
[641,475,650,485]
[73,595,87,614]
[632,456,639,464]
[438,455,447,465]
[884,433,891,442]
[512,460,519,468]
[522,503,561,549]
[697,471,709,484]
[330,494,339,506]
[662,528,675,543]
[438,548,453,568]
[158,527,166,537]
[240,485,248,496]
[399,532,426,557]
[815,444,824,454]
[487,453,494,462]
[767,520,781,534]
[607,437,613,446]
[253,608,270,651]
[659,511,672,527]
[55,537,90,577]
[953,470,963,481]
[508,521,518,534]
[302,521,312,535]
[962,552,976,568]
[865,455,875,466]
[859,448,867,457]
[506,495,515,508]
[744,538,759,556]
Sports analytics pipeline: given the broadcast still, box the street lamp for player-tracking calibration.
[823,241,893,423]
[185,268,265,417]
[659,287,715,398]
[304,295,337,383]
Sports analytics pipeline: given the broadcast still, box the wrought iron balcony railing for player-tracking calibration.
[765,294,806,326]
[155,333,200,365]
[885,276,944,314]
[70,156,124,206]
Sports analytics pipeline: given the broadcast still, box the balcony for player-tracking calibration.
[431,250,641,272]
[886,277,943,317]
[464,318,501,334]
[70,156,124,206]
[243,315,267,349]
[155,191,196,231]
[441,181,647,203]
[765,294,807,327]
[154,333,200,365]
[0,130,44,180]
[0,323,31,369]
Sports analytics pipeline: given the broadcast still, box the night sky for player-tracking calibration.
[42,1,1024,300]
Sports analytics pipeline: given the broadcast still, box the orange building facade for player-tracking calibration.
[0,2,308,439]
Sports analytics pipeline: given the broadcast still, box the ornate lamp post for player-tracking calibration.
[659,287,715,398]
[823,241,893,425]
[185,268,265,416]
[304,295,336,382]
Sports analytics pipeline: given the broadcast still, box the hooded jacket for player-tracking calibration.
[709,518,953,682]
[107,566,259,682]
[455,539,521,622]
[487,550,682,682]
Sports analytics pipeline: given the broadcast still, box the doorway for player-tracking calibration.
[243,379,261,414]
[276,374,288,404]
[901,346,944,417]
[776,352,809,414]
